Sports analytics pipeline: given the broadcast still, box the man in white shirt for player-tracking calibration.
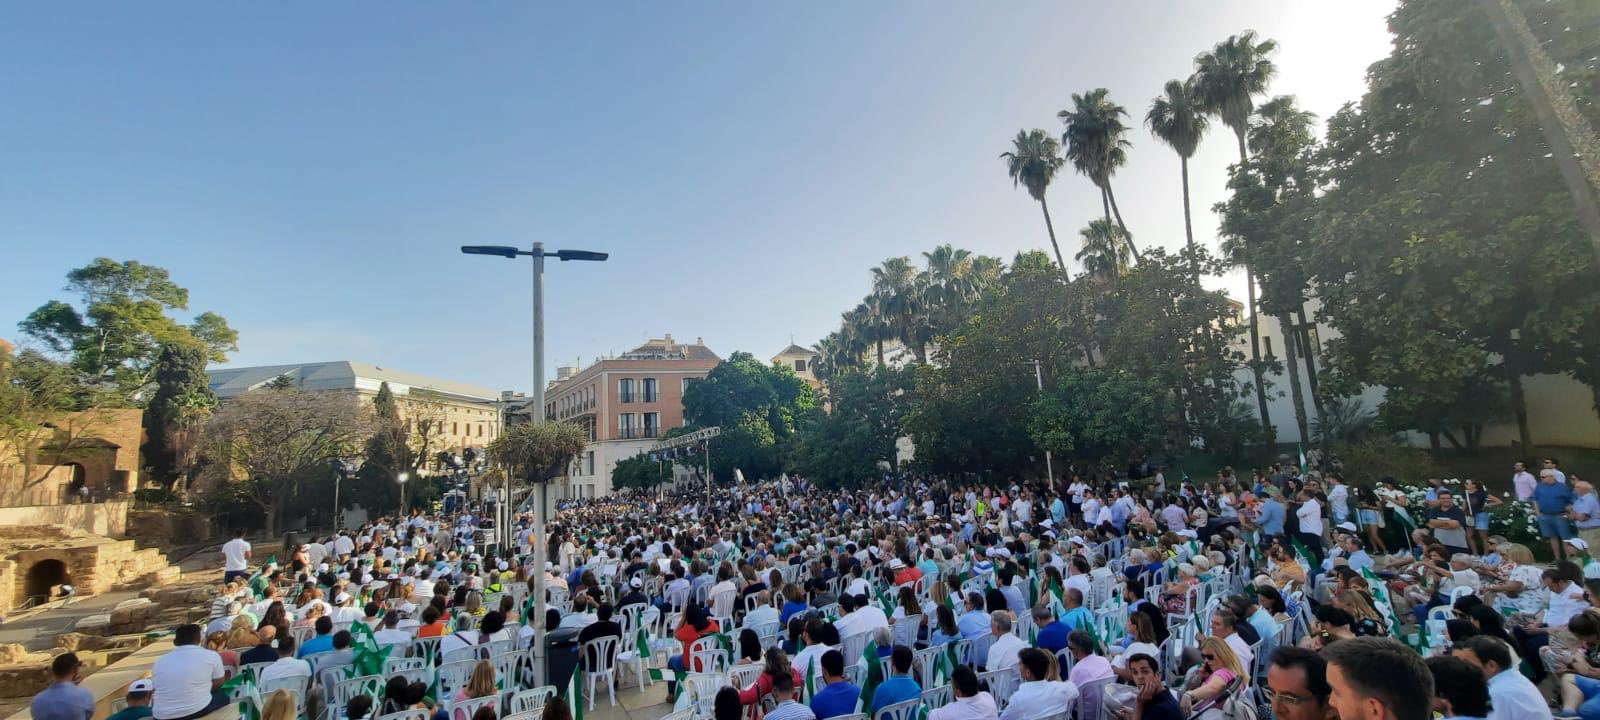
[928,666,999,720]
[258,636,313,685]
[1513,462,1538,502]
[329,592,363,624]
[1000,648,1078,720]
[1452,636,1550,720]
[372,612,413,647]
[1327,475,1350,524]
[151,624,225,720]
[1296,491,1325,566]
[985,612,1027,671]
[221,530,252,584]
[742,591,780,629]
[1064,555,1092,601]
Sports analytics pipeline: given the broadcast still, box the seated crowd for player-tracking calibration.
[39,458,1600,720]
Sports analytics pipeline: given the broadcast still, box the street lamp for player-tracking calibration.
[397,472,410,518]
[461,241,607,686]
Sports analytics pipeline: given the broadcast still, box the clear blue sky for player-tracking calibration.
[1,1,1394,394]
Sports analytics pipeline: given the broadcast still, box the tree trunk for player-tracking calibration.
[1508,371,1534,451]
[1246,266,1272,434]
[1104,184,1140,263]
[1295,306,1325,428]
[1428,432,1442,452]
[1180,155,1199,282]
[1441,428,1465,450]
[1039,198,1067,276]
[1278,313,1311,446]
[876,338,885,367]
[1478,0,1600,260]
[1236,128,1249,167]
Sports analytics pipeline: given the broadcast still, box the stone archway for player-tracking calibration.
[24,559,68,605]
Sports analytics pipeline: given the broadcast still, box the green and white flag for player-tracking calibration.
[1360,566,1399,635]
[566,664,585,720]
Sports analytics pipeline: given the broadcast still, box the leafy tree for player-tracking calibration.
[1193,31,1280,432]
[1075,219,1133,281]
[611,453,668,491]
[1060,89,1140,258]
[196,388,372,534]
[1311,0,1600,449]
[680,352,815,482]
[141,343,216,489]
[19,258,237,405]
[791,366,913,488]
[487,420,589,483]
[265,375,296,391]
[0,346,116,490]
[1146,78,1211,279]
[1001,129,1070,273]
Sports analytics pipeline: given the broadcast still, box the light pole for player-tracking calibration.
[461,242,607,686]
[397,472,410,518]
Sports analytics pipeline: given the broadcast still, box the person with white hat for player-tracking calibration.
[106,679,154,720]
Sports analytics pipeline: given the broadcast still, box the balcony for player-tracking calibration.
[616,427,659,439]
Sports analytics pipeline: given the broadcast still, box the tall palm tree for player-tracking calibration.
[845,302,886,367]
[922,245,975,337]
[1001,129,1069,274]
[1146,78,1210,279]
[1076,219,1133,280]
[1193,30,1279,165]
[1194,30,1279,433]
[1059,88,1141,261]
[871,257,929,364]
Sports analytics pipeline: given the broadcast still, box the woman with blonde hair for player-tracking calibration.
[1180,636,1245,719]
[261,690,297,720]
[225,616,260,650]
[453,660,497,703]
[1334,589,1386,636]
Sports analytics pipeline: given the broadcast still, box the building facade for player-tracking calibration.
[206,361,505,457]
[545,334,719,498]
[770,344,821,389]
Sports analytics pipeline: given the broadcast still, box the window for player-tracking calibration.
[644,412,660,438]
[619,413,637,439]
[585,451,595,476]
[619,378,635,403]
[794,359,807,372]
[452,422,458,435]
[643,378,658,403]
[683,377,700,394]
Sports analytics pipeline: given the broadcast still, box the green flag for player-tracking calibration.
[638,628,664,682]
[860,640,884,709]
[806,655,817,699]
[566,663,585,720]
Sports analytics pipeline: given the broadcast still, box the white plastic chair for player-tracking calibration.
[978,666,1021,710]
[508,686,556,715]
[874,699,921,720]
[579,635,621,709]
[893,615,923,648]
[921,684,952,710]
[682,672,727,719]
[443,695,497,720]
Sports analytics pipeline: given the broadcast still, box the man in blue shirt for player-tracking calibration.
[1534,469,1576,561]
[869,645,922,714]
[32,653,93,720]
[956,592,990,641]
[809,650,861,720]
[297,616,335,658]
[1033,605,1070,655]
[1061,589,1093,632]
[1258,491,1287,538]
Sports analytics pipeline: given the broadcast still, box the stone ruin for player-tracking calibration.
[0,525,181,616]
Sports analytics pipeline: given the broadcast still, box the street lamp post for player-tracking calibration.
[461,242,607,686]
[397,472,410,517]
[1033,359,1054,487]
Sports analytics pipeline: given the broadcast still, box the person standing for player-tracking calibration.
[1296,489,1326,567]
[1535,470,1577,561]
[1327,475,1350,527]
[1513,462,1538,502]
[1571,479,1600,550]
[31,654,94,720]
[221,530,252,584]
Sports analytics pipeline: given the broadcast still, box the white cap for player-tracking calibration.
[629,577,643,588]
[129,679,154,694]
[1336,522,1358,532]
[334,592,352,605]
[1569,538,1590,551]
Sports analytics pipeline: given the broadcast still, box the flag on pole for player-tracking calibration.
[1298,444,1307,473]
[566,664,585,720]
[638,628,664,682]
[1360,566,1400,636]
[860,641,885,708]
[806,656,817,699]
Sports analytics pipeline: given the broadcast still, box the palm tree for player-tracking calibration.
[1001,129,1069,274]
[1193,30,1279,165]
[922,245,975,337]
[1059,88,1141,261]
[871,257,929,364]
[1146,78,1210,279]
[1194,30,1279,433]
[1076,219,1133,280]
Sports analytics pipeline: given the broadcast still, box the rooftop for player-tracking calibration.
[207,361,499,403]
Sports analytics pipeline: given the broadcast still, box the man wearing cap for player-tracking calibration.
[32,653,94,720]
[107,679,154,720]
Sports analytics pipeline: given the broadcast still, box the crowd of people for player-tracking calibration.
[33,457,1600,720]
